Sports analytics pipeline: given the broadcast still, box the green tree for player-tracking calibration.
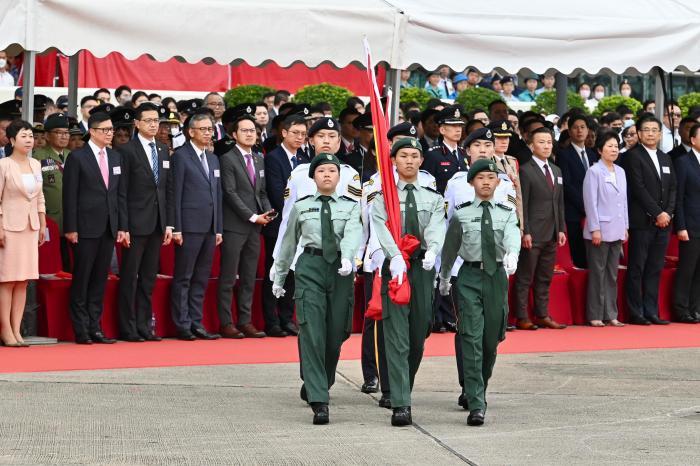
[593,96,642,117]
[532,90,587,115]
[454,87,503,113]
[399,87,432,110]
[223,85,276,108]
[293,83,354,117]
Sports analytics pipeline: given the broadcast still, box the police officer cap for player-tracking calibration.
[386,121,417,140]
[157,104,168,121]
[89,102,115,116]
[464,127,495,146]
[308,152,341,178]
[390,136,423,157]
[166,111,180,125]
[110,107,136,127]
[467,158,499,182]
[0,99,21,119]
[222,103,254,125]
[292,103,312,119]
[44,112,70,131]
[56,95,69,110]
[487,120,513,138]
[352,112,373,131]
[436,106,466,125]
[33,123,45,134]
[308,117,340,137]
[68,120,83,135]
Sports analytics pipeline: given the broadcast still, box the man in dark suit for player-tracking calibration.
[513,127,568,330]
[621,114,676,325]
[422,106,468,194]
[557,114,599,268]
[63,112,122,344]
[116,103,172,342]
[262,114,308,336]
[668,117,694,160]
[218,113,274,338]
[673,123,700,323]
[169,112,223,340]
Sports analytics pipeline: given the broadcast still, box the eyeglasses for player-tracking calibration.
[207,102,225,108]
[139,118,160,125]
[639,128,660,134]
[92,127,115,134]
[49,130,70,137]
[623,133,636,138]
[288,130,307,138]
[670,113,682,118]
[237,128,257,135]
[192,126,214,133]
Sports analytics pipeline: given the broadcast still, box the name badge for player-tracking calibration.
[113,166,121,175]
[440,161,451,166]
[259,170,265,178]
[162,160,170,169]
[662,166,670,174]
[214,169,220,178]
[557,176,563,185]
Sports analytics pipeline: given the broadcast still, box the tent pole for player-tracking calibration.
[554,72,568,116]
[388,67,401,126]
[654,68,664,121]
[67,53,79,118]
[21,50,36,122]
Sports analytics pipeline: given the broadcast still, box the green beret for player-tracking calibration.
[467,158,499,182]
[390,137,423,157]
[308,153,341,178]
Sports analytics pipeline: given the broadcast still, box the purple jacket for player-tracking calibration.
[582,160,628,241]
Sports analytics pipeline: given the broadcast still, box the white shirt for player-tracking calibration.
[138,133,157,168]
[661,125,680,153]
[0,71,14,87]
[532,155,553,177]
[189,140,205,158]
[571,143,589,167]
[236,144,260,224]
[643,145,661,177]
[281,143,297,169]
[21,173,37,195]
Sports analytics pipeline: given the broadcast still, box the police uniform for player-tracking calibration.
[422,106,469,194]
[34,113,71,270]
[341,112,375,180]
[370,138,445,425]
[273,154,362,425]
[439,159,521,426]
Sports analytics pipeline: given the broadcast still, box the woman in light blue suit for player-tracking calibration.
[582,130,629,327]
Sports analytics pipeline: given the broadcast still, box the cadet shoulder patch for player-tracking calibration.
[283,187,290,199]
[340,195,358,203]
[455,201,473,210]
[296,194,313,203]
[367,192,378,203]
[347,185,362,197]
[496,203,513,211]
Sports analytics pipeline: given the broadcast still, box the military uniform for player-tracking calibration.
[439,159,521,425]
[371,163,445,416]
[273,155,362,424]
[488,120,524,231]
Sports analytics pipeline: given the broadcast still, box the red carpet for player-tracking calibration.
[0,325,698,374]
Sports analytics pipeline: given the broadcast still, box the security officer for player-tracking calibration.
[341,112,376,180]
[488,120,523,231]
[273,153,362,425]
[439,158,520,426]
[371,137,445,427]
[34,112,71,270]
[422,105,469,194]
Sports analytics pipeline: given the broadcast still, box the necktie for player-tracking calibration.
[580,150,589,170]
[149,142,159,184]
[200,152,209,177]
[452,150,459,163]
[481,201,497,275]
[245,153,256,187]
[404,184,419,237]
[319,195,336,263]
[98,148,109,188]
[500,157,508,172]
[543,163,554,190]
[290,155,298,168]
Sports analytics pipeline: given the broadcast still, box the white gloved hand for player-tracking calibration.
[422,250,436,271]
[370,251,384,271]
[269,262,277,282]
[389,255,407,285]
[503,251,519,275]
[337,258,353,276]
[272,284,285,298]
[439,278,452,296]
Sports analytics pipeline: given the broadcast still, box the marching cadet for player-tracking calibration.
[439,158,520,426]
[371,137,445,427]
[488,120,524,230]
[273,153,361,425]
[422,105,469,194]
[34,112,71,271]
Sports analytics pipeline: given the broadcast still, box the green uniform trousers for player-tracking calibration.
[455,265,508,411]
[294,253,354,404]
[381,254,435,408]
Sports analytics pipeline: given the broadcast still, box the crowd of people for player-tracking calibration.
[0,72,698,425]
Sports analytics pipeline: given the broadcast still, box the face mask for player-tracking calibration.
[621,90,632,98]
[580,89,590,99]
[612,126,622,134]
[623,119,635,128]
[0,59,6,68]
[594,91,605,100]
[170,126,180,136]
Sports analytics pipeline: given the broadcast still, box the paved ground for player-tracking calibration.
[0,347,698,465]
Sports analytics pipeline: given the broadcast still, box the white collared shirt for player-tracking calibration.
[138,133,157,168]
[571,143,589,168]
[190,140,205,159]
[532,155,552,177]
[281,143,297,168]
[237,144,260,224]
[643,145,661,177]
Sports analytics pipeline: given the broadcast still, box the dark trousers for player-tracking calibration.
[626,228,669,320]
[171,232,215,332]
[262,234,295,330]
[217,229,260,327]
[117,229,162,339]
[360,271,390,396]
[60,237,72,272]
[69,229,114,340]
[513,240,557,319]
[433,291,456,326]
[673,236,700,319]
[566,219,587,268]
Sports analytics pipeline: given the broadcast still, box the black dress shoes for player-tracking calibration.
[467,409,485,426]
[177,331,196,341]
[123,336,145,343]
[391,407,412,426]
[300,384,308,403]
[445,321,458,333]
[647,316,670,325]
[628,317,651,325]
[75,337,93,345]
[675,315,699,324]
[141,333,162,342]
[378,394,392,409]
[311,403,329,425]
[192,327,220,340]
[506,323,516,332]
[282,322,299,336]
[90,332,116,344]
[361,377,379,394]
[266,325,288,338]
[458,394,469,410]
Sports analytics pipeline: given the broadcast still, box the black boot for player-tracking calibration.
[311,403,329,425]
[391,407,412,426]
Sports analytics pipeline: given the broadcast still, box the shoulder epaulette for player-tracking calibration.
[340,195,358,203]
[423,186,441,195]
[296,195,313,203]
[456,201,473,210]
[347,185,362,197]
[496,203,513,211]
